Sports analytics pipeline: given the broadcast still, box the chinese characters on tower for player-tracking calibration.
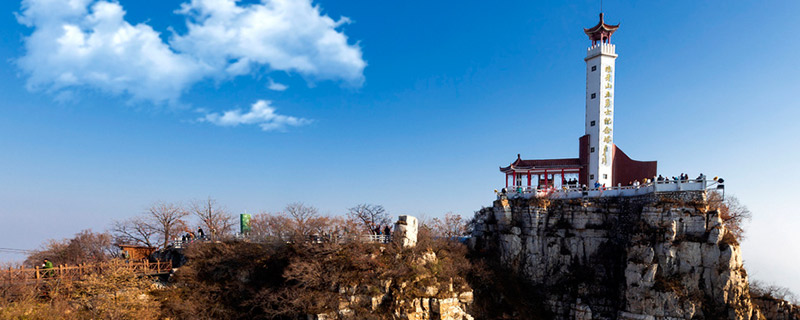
[601,65,613,165]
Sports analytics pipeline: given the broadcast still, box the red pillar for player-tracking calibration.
[505,173,509,188]
[527,170,531,186]
[544,169,548,188]
[561,169,565,185]
[513,172,517,187]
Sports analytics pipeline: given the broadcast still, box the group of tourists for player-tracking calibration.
[180,228,206,243]
[498,172,723,199]
[655,173,705,183]
[372,225,392,237]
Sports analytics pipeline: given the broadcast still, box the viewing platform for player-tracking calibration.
[499,178,724,200]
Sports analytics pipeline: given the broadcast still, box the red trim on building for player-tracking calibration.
[499,158,582,172]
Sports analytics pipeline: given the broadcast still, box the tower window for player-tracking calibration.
[590,174,595,180]
[590,147,595,153]
[591,93,596,99]
[603,174,608,179]
[590,120,596,126]
[591,65,597,72]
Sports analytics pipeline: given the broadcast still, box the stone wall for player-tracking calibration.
[469,191,768,319]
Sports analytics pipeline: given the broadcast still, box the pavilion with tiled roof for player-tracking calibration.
[584,13,620,45]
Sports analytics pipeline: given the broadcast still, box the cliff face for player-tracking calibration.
[754,298,800,320]
[470,191,759,319]
[309,287,474,320]
[308,250,474,320]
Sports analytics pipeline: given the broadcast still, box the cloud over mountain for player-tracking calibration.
[16,0,366,104]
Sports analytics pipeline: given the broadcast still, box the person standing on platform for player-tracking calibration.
[383,226,391,238]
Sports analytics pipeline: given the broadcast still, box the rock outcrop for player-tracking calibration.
[469,191,764,319]
[754,298,800,320]
[308,249,474,320]
[395,215,420,248]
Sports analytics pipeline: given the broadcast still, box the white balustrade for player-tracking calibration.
[500,179,722,199]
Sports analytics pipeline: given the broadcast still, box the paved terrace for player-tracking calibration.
[500,179,724,199]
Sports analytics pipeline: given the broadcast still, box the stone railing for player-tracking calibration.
[501,179,723,199]
[587,43,616,57]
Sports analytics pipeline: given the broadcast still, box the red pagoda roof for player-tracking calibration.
[499,154,581,172]
[584,13,619,43]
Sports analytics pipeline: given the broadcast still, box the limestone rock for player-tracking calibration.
[469,192,767,320]
[395,215,419,248]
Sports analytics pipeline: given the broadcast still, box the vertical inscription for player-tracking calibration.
[601,65,613,165]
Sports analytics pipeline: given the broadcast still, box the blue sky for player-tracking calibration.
[2,0,800,293]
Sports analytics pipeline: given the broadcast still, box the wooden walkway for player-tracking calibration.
[1,260,172,284]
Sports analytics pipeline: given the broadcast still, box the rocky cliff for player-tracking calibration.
[469,191,764,319]
[754,298,800,320]
[308,250,474,320]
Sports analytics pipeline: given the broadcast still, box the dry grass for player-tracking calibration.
[0,263,162,320]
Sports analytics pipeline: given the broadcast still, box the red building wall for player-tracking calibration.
[612,145,657,186]
[579,135,590,186]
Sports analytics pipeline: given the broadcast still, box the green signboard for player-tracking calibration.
[240,214,252,234]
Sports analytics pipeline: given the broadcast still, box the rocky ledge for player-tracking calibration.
[469,191,786,319]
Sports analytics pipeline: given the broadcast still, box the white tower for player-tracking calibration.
[584,13,619,187]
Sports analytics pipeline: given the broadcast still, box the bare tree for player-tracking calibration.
[190,197,236,239]
[429,212,468,239]
[112,216,157,247]
[25,230,116,266]
[250,212,295,241]
[147,201,189,249]
[708,193,752,241]
[250,206,348,243]
[285,202,321,238]
[346,204,390,234]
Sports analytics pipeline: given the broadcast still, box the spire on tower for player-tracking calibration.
[584,13,619,45]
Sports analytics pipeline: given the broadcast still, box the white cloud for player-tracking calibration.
[16,0,366,104]
[267,78,288,91]
[17,0,206,103]
[200,99,312,131]
[173,0,366,85]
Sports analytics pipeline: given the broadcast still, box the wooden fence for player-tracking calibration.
[1,260,172,284]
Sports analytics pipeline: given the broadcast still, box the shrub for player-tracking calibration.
[160,230,477,319]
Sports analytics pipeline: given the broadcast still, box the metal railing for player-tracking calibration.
[501,178,723,199]
[168,233,394,247]
[360,235,390,243]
